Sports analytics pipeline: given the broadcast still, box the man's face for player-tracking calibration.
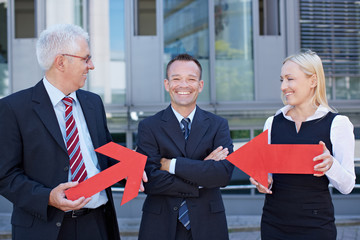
[63,38,94,93]
[164,60,203,111]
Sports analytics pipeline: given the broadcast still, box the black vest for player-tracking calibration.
[261,112,337,239]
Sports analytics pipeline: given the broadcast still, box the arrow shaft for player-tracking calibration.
[65,162,127,200]
[226,130,323,187]
[267,144,322,174]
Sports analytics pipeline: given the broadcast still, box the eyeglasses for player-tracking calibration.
[62,54,92,63]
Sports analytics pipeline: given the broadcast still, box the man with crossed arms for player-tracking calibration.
[137,53,234,240]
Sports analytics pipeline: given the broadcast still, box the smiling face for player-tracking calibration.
[63,37,94,94]
[164,60,204,114]
[280,60,317,107]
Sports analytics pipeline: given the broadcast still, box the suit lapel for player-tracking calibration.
[32,80,67,154]
[186,107,210,158]
[76,90,100,149]
[160,105,187,156]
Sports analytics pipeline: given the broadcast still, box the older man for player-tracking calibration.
[0,24,126,240]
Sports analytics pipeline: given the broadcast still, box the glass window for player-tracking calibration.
[335,76,360,100]
[214,0,254,101]
[163,0,210,102]
[300,0,360,101]
[15,0,35,38]
[0,0,8,98]
[258,0,280,36]
[135,0,156,36]
[46,0,83,27]
[88,0,126,105]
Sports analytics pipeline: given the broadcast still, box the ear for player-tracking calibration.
[310,74,317,88]
[198,79,204,93]
[164,79,170,92]
[53,55,66,72]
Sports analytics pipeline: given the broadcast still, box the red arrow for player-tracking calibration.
[65,142,147,205]
[226,130,323,187]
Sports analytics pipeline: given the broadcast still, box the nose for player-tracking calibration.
[87,59,95,70]
[179,78,189,87]
[280,79,287,91]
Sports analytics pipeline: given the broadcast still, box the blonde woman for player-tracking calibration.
[250,50,355,239]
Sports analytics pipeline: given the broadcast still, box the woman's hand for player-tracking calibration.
[249,174,273,194]
[313,141,334,177]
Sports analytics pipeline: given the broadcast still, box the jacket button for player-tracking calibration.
[56,222,62,227]
[64,166,69,172]
[173,207,178,211]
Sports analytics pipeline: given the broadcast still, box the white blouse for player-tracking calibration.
[263,105,356,194]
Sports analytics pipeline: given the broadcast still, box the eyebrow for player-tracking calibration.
[280,74,294,78]
[170,74,199,78]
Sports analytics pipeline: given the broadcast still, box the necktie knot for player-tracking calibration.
[181,118,190,140]
[62,96,74,106]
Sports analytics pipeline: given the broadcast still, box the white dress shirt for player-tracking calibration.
[43,77,108,208]
[263,105,356,194]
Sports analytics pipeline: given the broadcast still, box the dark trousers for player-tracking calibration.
[57,206,110,240]
[175,220,193,240]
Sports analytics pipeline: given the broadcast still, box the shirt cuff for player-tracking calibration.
[169,158,176,174]
[325,156,340,179]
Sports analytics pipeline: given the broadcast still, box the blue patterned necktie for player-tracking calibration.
[181,118,190,140]
[179,118,191,230]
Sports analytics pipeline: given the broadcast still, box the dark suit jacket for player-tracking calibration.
[136,105,234,240]
[0,80,120,240]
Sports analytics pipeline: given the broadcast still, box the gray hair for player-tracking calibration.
[36,24,89,70]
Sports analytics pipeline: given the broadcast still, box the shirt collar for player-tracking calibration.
[276,104,330,122]
[171,106,196,124]
[43,77,78,107]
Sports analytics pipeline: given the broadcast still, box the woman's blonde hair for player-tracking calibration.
[282,50,334,112]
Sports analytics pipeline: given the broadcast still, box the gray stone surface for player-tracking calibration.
[2,213,360,239]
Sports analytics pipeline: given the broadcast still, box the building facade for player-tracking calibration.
[0,0,359,187]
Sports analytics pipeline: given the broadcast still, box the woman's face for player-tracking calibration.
[280,60,317,107]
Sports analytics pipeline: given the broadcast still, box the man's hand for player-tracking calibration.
[204,146,229,161]
[49,181,92,212]
[160,158,171,172]
[139,171,148,192]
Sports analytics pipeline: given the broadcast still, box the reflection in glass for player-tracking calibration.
[108,0,126,104]
[335,77,360,100]
[163,0,210,102]
[259,0,280,36]
[325,76,332,100]
[215,0,254,101]
[89,0,126,104]
[0,0,8,97]
[46,0,83,27]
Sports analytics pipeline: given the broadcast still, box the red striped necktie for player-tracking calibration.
[62,96,88,183]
